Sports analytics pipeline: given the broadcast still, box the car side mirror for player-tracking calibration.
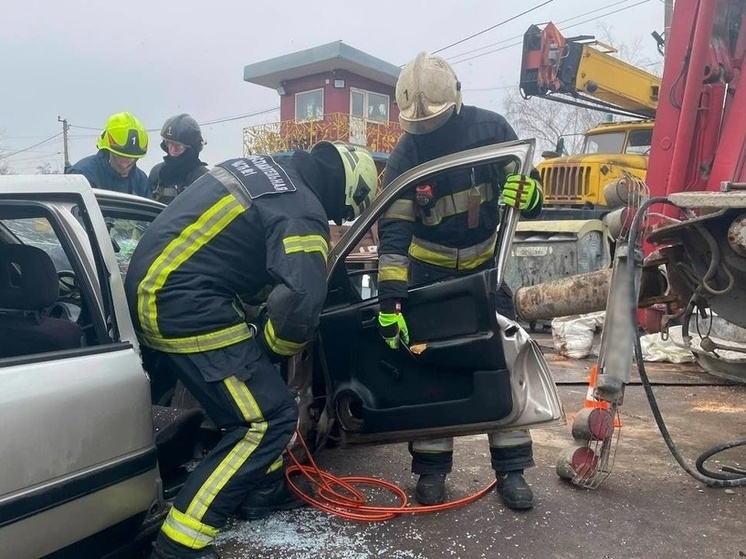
[541,150,560,159]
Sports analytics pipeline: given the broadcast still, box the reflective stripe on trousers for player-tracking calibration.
[411,429,534,474]
[156,348,298,551]
[411,430,533,454]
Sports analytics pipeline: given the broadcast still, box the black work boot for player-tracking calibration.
[238,472,307,521]
[495,470,534,510]
[150,541,222,559]
[414,473,447,506]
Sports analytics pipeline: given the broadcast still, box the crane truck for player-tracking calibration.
[513,0,746,489]
[507,21,662,317]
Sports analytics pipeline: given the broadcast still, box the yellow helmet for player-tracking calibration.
[311,141,377,221]
[96,112,149,158]
[396,52,462,135]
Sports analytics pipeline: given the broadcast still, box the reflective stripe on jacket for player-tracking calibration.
[377,105,542,300]
[124,155,329,362]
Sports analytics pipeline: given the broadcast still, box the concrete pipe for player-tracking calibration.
[514,268,613,322]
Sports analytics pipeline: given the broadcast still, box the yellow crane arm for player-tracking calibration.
[519,22,661,118]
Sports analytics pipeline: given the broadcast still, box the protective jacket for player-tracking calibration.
[149,151,209,204]
[377,105,542,301]
[125,154,329,372]
[66,150,151,198]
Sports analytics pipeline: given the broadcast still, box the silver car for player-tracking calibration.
[0,140,563,558]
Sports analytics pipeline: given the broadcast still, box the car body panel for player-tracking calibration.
[0,177,158,558]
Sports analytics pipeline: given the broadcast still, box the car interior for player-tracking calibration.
[0,201,207,502]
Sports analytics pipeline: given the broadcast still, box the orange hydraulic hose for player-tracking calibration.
[285,429,497,521]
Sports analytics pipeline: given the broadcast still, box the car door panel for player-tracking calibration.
[0,332,158,558]
[320,269,515,442]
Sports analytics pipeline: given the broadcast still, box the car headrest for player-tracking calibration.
[0,245,59,310]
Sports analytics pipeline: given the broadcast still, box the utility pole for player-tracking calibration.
[664,0,674,50]
[58,116,70,169]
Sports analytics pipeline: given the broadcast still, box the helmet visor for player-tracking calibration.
[399,105,455,135]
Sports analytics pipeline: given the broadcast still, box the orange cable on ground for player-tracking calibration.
[285,428,496,521]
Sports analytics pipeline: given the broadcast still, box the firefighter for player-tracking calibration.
[149,113,209,204]
[66,111,151,198]
[376,52,543,511]
[124,141,377,559]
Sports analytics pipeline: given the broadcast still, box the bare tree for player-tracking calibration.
[503,92,600,157]
[0,136,13,175]
[36,162,62,174]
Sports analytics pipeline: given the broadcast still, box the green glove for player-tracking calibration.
[503,174,541,211]
[378,308,410,350]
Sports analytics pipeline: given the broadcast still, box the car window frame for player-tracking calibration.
[326,140,535,299]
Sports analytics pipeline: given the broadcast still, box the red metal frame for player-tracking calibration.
[647,0,746,204]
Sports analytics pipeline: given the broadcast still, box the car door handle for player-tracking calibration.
[361,310,378,328]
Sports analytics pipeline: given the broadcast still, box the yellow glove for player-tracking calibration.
[377,307,410,350]
[503,174,542,211]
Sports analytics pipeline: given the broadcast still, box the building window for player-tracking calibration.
[350,89,389,122]
[296,89,324,121]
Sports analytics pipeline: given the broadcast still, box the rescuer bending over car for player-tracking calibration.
[124,141,376,559]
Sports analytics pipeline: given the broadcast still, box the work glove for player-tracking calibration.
[502,174,542,212]
[377,300,409,350]
[252,306,285,364]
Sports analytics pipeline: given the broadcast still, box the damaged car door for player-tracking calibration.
[316,140,564,446]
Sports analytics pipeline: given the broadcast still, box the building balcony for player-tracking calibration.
[243,112,402,156]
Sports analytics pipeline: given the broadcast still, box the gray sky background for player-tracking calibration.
[0,0,664,175]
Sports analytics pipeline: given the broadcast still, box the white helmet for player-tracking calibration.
[396,52,462,135]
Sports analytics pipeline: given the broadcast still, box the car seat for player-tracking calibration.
[0,244,83,357]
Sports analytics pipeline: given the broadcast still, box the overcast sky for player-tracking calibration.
[0,0,664,174]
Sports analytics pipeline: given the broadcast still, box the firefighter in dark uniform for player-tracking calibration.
[149,114,209,204]
[376,52,544,511]
[125,141,377,559]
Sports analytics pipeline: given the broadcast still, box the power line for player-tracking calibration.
[68,124,101,131]
[68,106,280,134]
[446,0,635,62]
[432,0,555,54]
[449,0,652,65]
[5,152,62,164]
[0,132,63,159]
[199,107,279,126]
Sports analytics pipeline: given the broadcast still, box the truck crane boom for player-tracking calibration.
[519,21,662,118]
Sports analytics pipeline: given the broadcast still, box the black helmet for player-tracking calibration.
[160,114,204,153]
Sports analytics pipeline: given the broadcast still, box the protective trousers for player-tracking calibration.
[408,260,534,475]
[151,345,298,555]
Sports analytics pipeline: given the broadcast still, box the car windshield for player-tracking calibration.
[625,129,653,154]
[581,132,625,154]
[106,217,152,275]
